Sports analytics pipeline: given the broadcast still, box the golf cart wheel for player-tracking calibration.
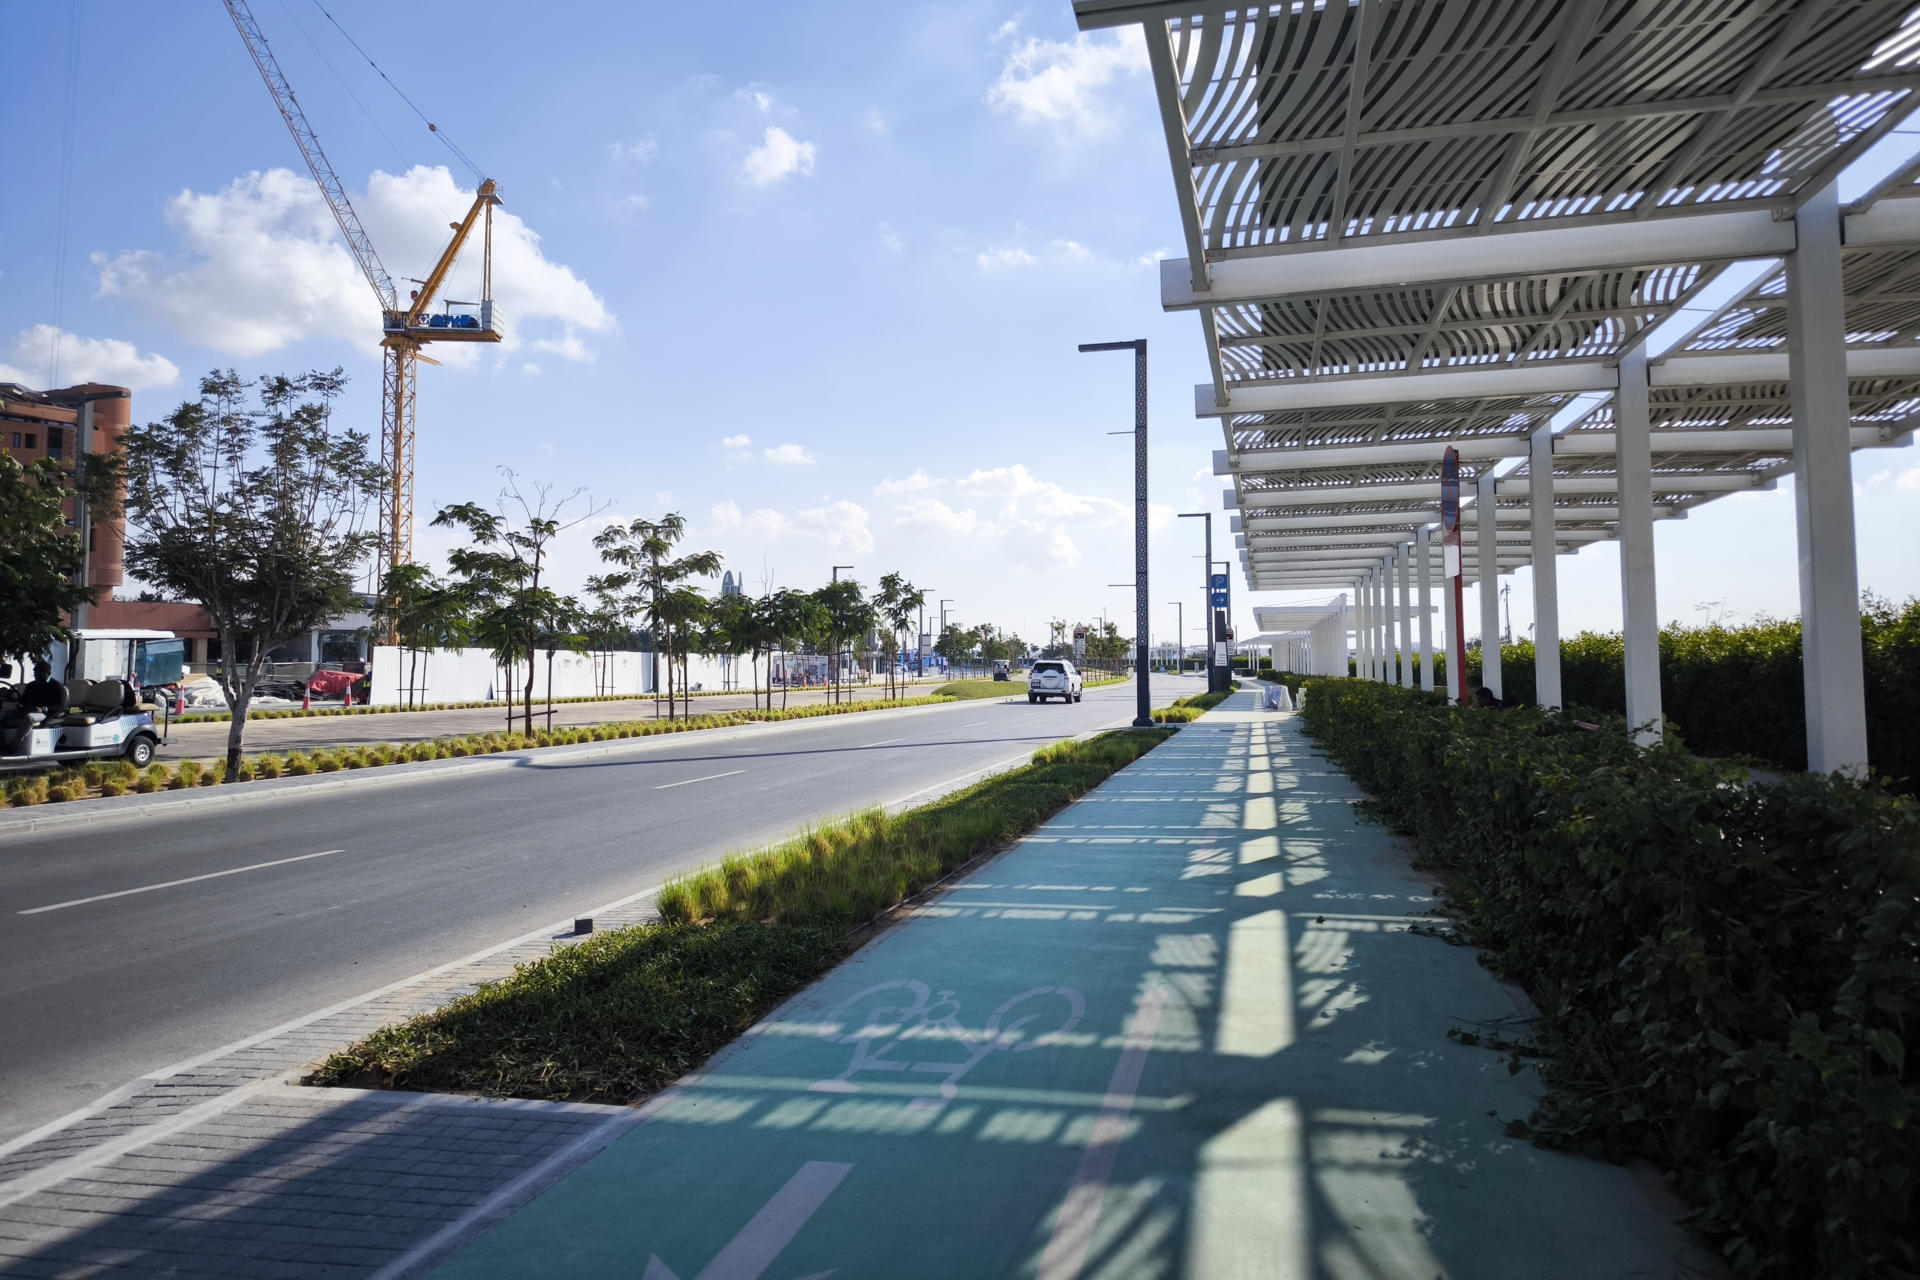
[125,735,156,768]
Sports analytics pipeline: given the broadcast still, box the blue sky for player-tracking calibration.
[3,1,1915,653]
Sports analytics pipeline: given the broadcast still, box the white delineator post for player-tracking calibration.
[1475,471,1502,699]
[1397,544,1414,689]
[1789,183,1870,776]
[1616,350,1663,743]
[1417,526,1435,691]
[1529,426,1563,709]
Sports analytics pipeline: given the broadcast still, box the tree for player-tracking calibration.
[374,563,469,708]
[763,588,825,709]
[122,369,380,780]
[708,591,760,706]
[934,623,971,679]
[812,578,875,705]
[874,572,925,699]
[0,450,117,665]
[593,514,719,721]
[433,474,601,736]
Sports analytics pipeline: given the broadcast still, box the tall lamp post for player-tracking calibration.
[939,598,953,678]
[1169,601,1183,675]
[1178,511,1219,692]
[1078,338,1153,728]
[916,588,934,677]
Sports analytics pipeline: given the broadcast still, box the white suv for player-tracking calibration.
[1028,659,1083,704]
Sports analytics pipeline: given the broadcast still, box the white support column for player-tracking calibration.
[1354,578,1368,678]
[1789,183,1870,776]
[1476,472,1502,699]
[1529,426,1563,710]
[1397,544,1414,689]
[1366,570,1381,680]
[1417,526,1435,691]
[1441,565,1458,698]
[1617,350,1663,743]
[1375,568,1390,682]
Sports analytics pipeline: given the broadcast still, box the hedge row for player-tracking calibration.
[1299,679,1918,1279]
[2,694,958,808]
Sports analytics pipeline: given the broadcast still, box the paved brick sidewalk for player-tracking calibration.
[0,886,666,1279]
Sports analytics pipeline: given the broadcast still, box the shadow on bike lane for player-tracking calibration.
[428,694,1711,1280]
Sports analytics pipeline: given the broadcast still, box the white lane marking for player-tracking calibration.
[963,720,991,727]
[862,737,906,748]
[653,769,746,790]
[643,1160,853,1280]
[17,849,345,915]
[1037,982,1169,1280]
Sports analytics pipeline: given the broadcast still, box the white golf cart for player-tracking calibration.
[0,630,181,772]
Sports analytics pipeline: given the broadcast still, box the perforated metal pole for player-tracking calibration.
[1080,340,1153,727]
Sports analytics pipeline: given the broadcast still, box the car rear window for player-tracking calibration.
[1034,662,1065,674]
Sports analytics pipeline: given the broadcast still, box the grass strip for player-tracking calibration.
[304,725,1177,1103]
[1149,684,1240,723]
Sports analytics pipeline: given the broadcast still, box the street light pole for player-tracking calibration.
[1169,601,1183,675]
[916,589,933,677]
[1079,338,1153,728]
[1178,511,1217,692]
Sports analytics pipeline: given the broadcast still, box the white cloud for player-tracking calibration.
[986,29,1147,136]
[977,245,1037,270]
[95,166,614,362]
[0,325,179,390]
[992,16,1023,43]
[1048,238,1091,262]
[753,91,774,113]
[875,468,938,496]
[1132,247,1171,269]
[609,135,659,164]
[764,443,817,466]
[742,127,817,186]
[608,194,652,222]
[521,361,542,376]
[1898,465,1920,493]
[895,497,982,537]
[878,222,904,255]
[532,333,597,362]
[794,500,873,555]
[956,463,1126,524]
[721,434,752,449]
[864,108,891,140]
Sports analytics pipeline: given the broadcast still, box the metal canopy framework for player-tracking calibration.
[1081,0,1920,773]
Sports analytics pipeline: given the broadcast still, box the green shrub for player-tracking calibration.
[283,751,315,777]
[8,776,50,807]
[1299,678,1918,1278]
[99,775,128,797]
[254,754,284,779]
[173,760,201,789]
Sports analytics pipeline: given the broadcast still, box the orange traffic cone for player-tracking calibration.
[302,686,311,711]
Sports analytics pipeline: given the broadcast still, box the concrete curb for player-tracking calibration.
[0,697,980,840]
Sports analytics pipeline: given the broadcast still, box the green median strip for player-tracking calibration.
[304,724,1180,1103]
[2,694,959,808]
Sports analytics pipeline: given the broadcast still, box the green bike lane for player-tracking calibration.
[430,692,1705,1280]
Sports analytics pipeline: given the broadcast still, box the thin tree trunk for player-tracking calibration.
[224,646,268,782]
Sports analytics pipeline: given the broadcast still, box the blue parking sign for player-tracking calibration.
[1209,573,1228,591]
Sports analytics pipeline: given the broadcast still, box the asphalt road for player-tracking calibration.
[154,678,955,764]
[0,674,1192,1144]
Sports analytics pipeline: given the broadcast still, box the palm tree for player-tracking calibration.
[593,514,720,721]
[812,579,875,706]
[875,572,925,699]
[764,588,825,710]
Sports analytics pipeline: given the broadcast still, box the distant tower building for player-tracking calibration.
[720,570,741,598]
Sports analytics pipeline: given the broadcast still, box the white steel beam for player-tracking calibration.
[1206,351,1920,420]
[1163,209,1797,311]
[1219,435,1529,474]
[1198,365,1614,416]
[1790,185,1870,775]
[1617,352,1663,743]
[1247,504,1670,525]
[1557,427,1892,454]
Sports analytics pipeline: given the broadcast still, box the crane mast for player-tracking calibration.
[222,0,501,636]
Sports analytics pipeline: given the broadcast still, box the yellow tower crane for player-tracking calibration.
[223,0,501,635]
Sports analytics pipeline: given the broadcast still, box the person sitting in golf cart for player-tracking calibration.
[21,661,67,717]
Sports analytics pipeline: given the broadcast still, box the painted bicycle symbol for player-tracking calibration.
[810,979,1085,1105]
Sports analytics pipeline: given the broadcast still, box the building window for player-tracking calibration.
[8,432,17,448]
[88,527,96,550]
[46,427,62,460]
[23,433,35,450]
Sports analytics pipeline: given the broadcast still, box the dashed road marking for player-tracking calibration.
[18,849,345,915]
